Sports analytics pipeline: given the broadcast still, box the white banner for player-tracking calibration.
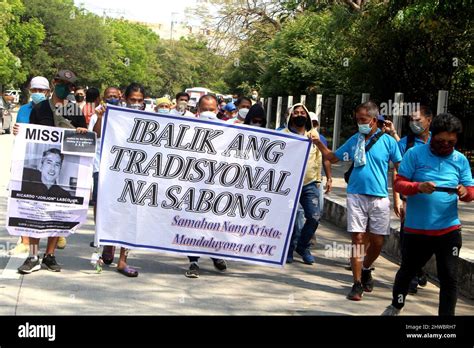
[97,106,311,267]
[6,125,94,238]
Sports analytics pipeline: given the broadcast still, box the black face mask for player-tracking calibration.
[430,139,455,157]
[293,116,307,128]
[75,95,85,103]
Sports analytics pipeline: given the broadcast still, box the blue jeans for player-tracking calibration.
[288,182,321,254]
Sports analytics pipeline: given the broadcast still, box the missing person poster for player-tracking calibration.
[96,106,311,267]
[6,124,94,238]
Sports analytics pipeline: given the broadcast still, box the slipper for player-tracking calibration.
[102,246,115,265]
[117,266,138,277]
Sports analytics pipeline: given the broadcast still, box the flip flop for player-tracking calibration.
[117,266,138,278]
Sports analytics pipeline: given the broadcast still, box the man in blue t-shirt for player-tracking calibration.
[313,101,402,301]
[383,113,474,316]
[393,105,433,294]
[16,76,51,124]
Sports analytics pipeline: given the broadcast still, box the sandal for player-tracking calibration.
[101,246,115,265]
[117,266,138,277]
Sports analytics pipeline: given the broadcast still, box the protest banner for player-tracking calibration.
[97,106,311,266]
[6,125,94,238]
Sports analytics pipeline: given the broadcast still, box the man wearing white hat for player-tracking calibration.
[13,70,88,273]
[9,76,52,255]
[16,76,51,124]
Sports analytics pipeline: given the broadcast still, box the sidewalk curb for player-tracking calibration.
[322,195,474,299]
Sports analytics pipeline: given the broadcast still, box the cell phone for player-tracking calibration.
[434,187,458,193]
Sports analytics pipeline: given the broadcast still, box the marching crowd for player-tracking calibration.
[8,69,474,316]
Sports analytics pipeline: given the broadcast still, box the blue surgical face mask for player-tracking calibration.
[105,98,120,106]
[358,122,373,134]
[157,108,170,114]
[31,92,47,104]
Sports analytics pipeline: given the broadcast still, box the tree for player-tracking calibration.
[156,37,228,96]
[106,19,164,95]
[0,0,45,90]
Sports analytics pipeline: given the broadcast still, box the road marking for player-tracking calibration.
[0,252,27,279]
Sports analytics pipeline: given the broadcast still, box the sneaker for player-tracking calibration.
[381,305,402,316]
[18,257,41,274]
[286,254,294,264]
[185,263,200,278]
[408,277,418,294]
[9,243,29,255]
[42,254,61,272]
[361,268,374,292]
[418,272,428,287]
[57,237,67,249]
[347,281,364,301]
[212,259,227,272]
[296,248,315,265]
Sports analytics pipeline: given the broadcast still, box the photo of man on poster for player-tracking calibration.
[21,147,72,199]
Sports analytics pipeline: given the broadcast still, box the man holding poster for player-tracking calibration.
[96,101,311,269]
[8,124,94,274]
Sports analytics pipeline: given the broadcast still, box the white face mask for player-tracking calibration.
[157,108,170,114]
[199,111,217,120]
[127,103,143,110]
[238,108,249,119]
[177,101,188,113]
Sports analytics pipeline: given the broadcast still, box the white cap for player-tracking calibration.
[30,76,50,90]
[309,111,319,123]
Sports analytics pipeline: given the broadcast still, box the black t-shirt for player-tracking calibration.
[30,100,86,128]
[21,168,72,198]
[21,181,72,198]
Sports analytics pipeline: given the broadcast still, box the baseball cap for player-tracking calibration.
[224,102,236,112]
[30,76,50,90]
[53,69,77,84]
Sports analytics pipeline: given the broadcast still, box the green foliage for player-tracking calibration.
[0,0,229,97]
[0,0,44,86]
[223,0,472,106]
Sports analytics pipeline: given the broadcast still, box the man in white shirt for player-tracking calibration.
[170,92,195,117]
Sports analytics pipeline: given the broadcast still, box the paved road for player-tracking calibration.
[327,161,474,262]
[0,128,473,315]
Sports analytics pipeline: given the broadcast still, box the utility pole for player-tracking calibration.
[170,12,179,41]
